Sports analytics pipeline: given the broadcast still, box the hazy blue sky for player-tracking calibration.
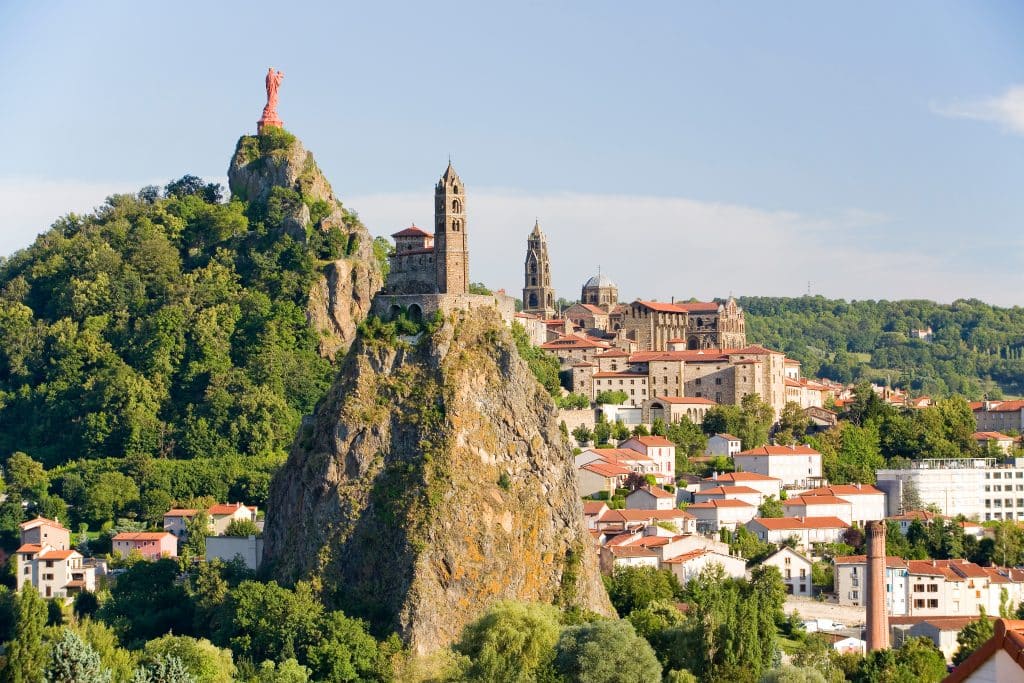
[1,2,1022,304]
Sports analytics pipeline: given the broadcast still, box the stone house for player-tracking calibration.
[577,461,630,498]
[540,334,611,368]
[595,509,696,535]
[112,532,178,560]
[705,433,742,457]
[973,400,1024,434]
[973,431,1017,454]
[760,546,815,596]
[618,299,746,352]
[564,303,611,333]
[643,396,716,425]
[733,444,823,488]
[19,516,70,550]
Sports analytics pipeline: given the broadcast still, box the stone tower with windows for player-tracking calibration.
[522,221,556,318]
[434,163,469,295]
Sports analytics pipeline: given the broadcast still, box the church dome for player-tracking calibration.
[584,273,616,289]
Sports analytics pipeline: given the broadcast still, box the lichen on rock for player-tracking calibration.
[262,307,614,654]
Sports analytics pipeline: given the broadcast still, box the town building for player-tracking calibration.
[208,503,258,535]
[372,163,515,322]
[733,444,823,488]
[875,457,1024,521]
[206,535,263,571]
[522,221,556,318]
[943,618,1024,681]
[577,461,630,498]
[664,548,747,585]
[761,546,815,596]
[15,545,95,600]
[540,334,612,368]
[783,495,854,524]
[687,499,758,532]
[643,396,717,425]
[705,433,742,457]
[796,484,887,526]
[619,436,676,482]
[564,303,611,334]
[693,485,765,507]
[700,471,783,500]
[745,516,849,550]
[580,272,619,312]
[19,516,70,550]
[625,486,677,511]
[617,298,746,351]
[112,532,178,560]
[973,400,1024,434]
[834,555,909,616]
[973,431,1017,454]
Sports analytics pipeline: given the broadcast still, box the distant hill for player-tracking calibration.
[739,295,1024,398]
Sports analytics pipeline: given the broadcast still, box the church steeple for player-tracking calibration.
[434,162,468,294]
[523,221,556,318]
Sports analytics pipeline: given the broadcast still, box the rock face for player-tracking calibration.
[262,309,614,653]
[228,132,383,358]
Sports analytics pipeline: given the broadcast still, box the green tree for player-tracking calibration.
[222,518,260,537]
[736,394,774,450]
[854,636,946,683]
[595,390,628,405]
[98,558,195,648]
[553,619,661,683]
[132,654,196,683]
[5,452,48,501]
[758,495,784,518]
[952,608,994,665]
[651,417,667,436]
[571,425,593,447]
[666,418,707,461]
[143,635,235,683]
[593,413,612,446]
[254,659,311,683]
[605,566,682,616]
[213,580,322,665]
[455,601,561,683]
[611,420,630,441]
[70,619,137,683]
[44,629,113,683]
[306,611,382,683]
[775,402,811,445]
[3,585,48,683]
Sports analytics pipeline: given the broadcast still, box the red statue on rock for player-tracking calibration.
[258,68,285,134]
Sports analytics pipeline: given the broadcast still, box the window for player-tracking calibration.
[927,584,938,593]
[852,591,859,600]
[914,599,925,609]
[800,568,806,577]
[913,584,925,593]
[784,557,791,565]
[928,599,939,608]
[695,378,702,386]
[715,377,722,385]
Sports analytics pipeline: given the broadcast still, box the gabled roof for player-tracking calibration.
[391,224,432,238]
[594,349,629,358]
[626,436,675,447]
[113,532,175,542]
[736,445,821,457]
[784,495,851,507]
[799,484,883,497]
[688,499,756,509]
[19,516,65,530]
[581,461,631,478]
[582,501,609,515]
[598,509,695,523]
[164,508,198,517]
[585,448,653,463]
[606,545,657,558]
[208,503,251,516]
[38,549,78,560]
[833,554,907,568]
[886,510,947,523]
[626,486,675,499]
[712,433,741,441]
[15,543,43,554]
[973,431,1015,441]
[976,400,1024,413]
[703,472,781,483]
[750,516,849,530]
[944,619,1024,683]
[696,486,762,496]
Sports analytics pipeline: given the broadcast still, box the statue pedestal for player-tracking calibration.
[257,116,284,134]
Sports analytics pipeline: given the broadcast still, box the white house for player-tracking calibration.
[19,517,70,550]
[620,436,676,485]
[687,499,757,532]
[600,545,660,571]
[15,544,96,600]
[733,445,823,488]
[700,471,782,500]
[942,618,1024,681]
[693,485,765,507]
[760,546,815,596]
[625,486,676,511]
[782,495,854,525]
[797,485,886,526]
[834,555,909,616]
[705,433,742,457]
[745,516,849,550]
[582,501,609,530]
[596,509,696,535]
[206,535,263,571]
[207,503,258,535]
[664,549,747,585]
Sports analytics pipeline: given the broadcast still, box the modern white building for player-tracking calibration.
[733,445,823,488]
[834,554,909,616]
[796,484,886,526]
[687,499,757,532]
[876,458,1024,521]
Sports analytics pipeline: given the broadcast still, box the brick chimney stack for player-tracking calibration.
[866,520,889,651]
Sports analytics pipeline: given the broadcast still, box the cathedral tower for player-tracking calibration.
[523,221,556,318]
[434,162,469,295]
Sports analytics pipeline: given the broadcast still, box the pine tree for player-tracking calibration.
[2,588,48,683]
[45,629,112,683]
[132,655,196,683]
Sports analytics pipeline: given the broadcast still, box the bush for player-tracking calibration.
[455,601,562,682]
[595,390,628,405]
[554,620,661,682]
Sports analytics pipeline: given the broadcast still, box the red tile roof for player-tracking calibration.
[606,545,658,558]
[833,555,908,568]
[784,495,851,507]
[688,499,756,509]
[626,486,675,499]
[208,503,249,516]
[599,509,695,523]
[38,549,76,560]
[703,472,781,483]
[19,516,65,530]
[113,532,175,542]
[582,501,609,515]
[391,225,432,238]
[973,431,1015,441]
[944,619,1024,683]
[696,486,762,496]
[15,544,43,554]
[653,396,718,405]
[595,349,629,358]
[581,461,631,478]
[751,516,849,530]
[164,508,198,517]
[628,436,675,447]
[799,485,883,497]
[736,445,821,456]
